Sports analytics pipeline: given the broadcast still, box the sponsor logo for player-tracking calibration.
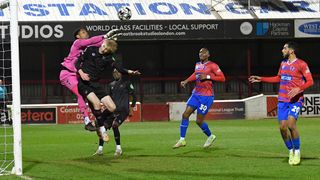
[0,24,63,39]
[256,22,269,36]
[256,22,291,37]
[21,108,56,123]
[301,96,320,115]
[0,2,212,19]
[240,22,253,35]
[298,21,320,35]
[225,1,316,14]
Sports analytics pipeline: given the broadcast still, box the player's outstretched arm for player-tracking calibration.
[128,70,141,75]
[74,29,121,49]
[74,35,105,49]
[248,76,262,83]
[181,72,196,88]
[249,75,280,83]
[105,29,122,41]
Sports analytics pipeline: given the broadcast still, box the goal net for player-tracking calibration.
[0,0,22,176]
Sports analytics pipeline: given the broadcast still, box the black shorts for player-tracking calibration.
[114,111,129,125]
[102,110,128,128]
[78,80,110,99]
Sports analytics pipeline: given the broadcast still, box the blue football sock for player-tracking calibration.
[284,139,293,150]
[180,119,189,138]
[292,138,300,150]
[200,122,212,137]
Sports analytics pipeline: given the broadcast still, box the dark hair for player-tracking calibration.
[286,41,299,55]
[73,27,86,39]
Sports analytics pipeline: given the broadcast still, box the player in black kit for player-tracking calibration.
[93,69,137,156]
[76,39,140,142]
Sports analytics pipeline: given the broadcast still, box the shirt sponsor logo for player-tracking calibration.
[195,64,205,70]
[281,75,292,81]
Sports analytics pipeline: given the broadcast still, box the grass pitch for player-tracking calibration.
[7,118,320,179]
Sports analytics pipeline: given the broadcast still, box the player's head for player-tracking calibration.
[112,68,122,80]
[73,27,89,39]
[101,39,118,54]
[282,42,298,59]
[199,48,210,62]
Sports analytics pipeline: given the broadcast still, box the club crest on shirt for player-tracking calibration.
[92,53,96,56]
[290,66,295,71]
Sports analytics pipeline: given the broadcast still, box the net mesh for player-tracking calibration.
[0,1,14,175]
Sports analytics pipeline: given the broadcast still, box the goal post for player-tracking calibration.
[10,0,22,176]
[0,0,22,176]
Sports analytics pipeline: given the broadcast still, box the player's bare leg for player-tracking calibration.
[173,106,194,149]
[87,93,109,142]
[101,95,116,113]
[196,114,216,148]
[288,116,300,165]
[279,120,294,165]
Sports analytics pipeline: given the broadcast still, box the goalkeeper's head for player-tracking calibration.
[73,27,89,39]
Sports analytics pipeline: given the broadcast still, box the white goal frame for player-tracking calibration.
[0,0,23,176]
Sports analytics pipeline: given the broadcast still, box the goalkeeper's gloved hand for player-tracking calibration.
[104,29,122,40]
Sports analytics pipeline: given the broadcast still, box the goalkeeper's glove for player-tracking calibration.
[104,29,122,40]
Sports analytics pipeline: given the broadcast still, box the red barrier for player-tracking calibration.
[125,104,142,122]
[205,102,245,120]
[267,97,278,117]
[57,104,141,124]
[57,105,92,124]
[142,104,169,121]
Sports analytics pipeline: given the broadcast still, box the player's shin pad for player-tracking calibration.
[93,110,104,127]
[102,110,115,129]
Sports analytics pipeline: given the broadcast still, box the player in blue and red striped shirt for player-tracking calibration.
[249,42,314,165]
[173,48,225,149]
